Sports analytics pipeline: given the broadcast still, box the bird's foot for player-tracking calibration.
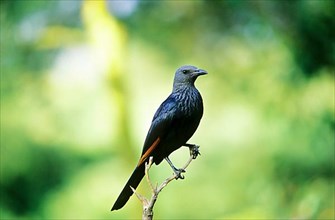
[165,157,186,179]
[173,168,186,180]
[187,144,201,159]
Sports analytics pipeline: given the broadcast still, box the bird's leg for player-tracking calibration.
[164,157,185,180]
[184,143,201,159]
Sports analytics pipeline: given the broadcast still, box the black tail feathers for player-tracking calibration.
[111,163,145,211]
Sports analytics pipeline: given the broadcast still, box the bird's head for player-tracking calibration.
[173,65,208,89]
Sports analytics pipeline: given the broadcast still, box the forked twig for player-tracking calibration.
[132,145,200,220]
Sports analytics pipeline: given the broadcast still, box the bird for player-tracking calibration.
[111,65,207,211]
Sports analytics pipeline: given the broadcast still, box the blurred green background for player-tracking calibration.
[1,0,334,219]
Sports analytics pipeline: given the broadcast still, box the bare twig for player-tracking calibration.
[134,145,200,220]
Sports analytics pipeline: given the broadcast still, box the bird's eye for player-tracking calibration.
[182,70,188,74]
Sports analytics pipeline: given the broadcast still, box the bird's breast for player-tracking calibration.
[175,88,203,118]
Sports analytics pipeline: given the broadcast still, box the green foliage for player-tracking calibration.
[1,0,334,219]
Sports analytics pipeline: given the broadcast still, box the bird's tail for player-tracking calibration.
[111,163,145,211]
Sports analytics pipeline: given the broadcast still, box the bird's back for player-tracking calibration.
[144,85,204,164]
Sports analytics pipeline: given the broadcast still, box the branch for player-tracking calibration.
[132,145,200,220]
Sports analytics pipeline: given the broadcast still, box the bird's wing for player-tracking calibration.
[137,96,177,166]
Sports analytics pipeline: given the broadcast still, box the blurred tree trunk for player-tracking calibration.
[81,0,134,160]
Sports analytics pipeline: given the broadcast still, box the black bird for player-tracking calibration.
[111,65,207,211]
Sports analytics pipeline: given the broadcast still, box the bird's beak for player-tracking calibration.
[195,68,208,76]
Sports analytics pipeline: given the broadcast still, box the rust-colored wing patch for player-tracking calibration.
[137,137,160,166]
